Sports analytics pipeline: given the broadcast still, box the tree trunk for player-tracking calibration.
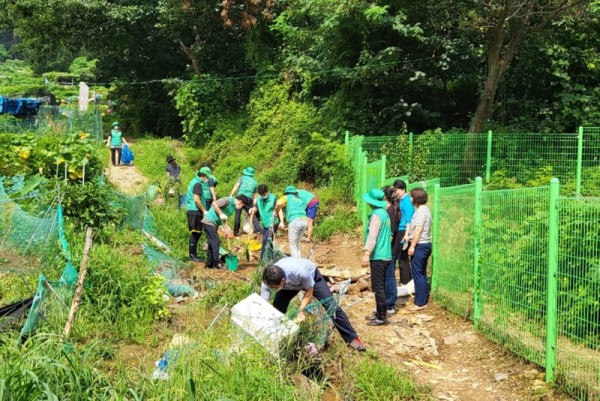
[180,40,201,76]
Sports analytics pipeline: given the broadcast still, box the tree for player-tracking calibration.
[468,0,589,133]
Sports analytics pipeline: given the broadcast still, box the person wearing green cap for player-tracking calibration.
[202,195,246,269]
[361,188,392,326]
[274,185,309,258]
[106,122,128,167]
[229,167,261,236]
[297,189,320,243]
[185,169,211,262]
[199,166,218,211]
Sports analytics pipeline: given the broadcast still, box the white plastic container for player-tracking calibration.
[230,293,299,357]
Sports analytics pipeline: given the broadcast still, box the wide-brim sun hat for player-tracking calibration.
[284,185,298,195]
[112,121,119,127]
[363,188,387,208]
[243,166,255,176]
[199,166,211,175]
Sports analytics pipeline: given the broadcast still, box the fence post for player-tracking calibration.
[486,130,493,183]
[576,126,583,196]
[361,152,368,230]
[431,183,441,292]
[380,155,386,186]
[473,177,483,326]
[408,132,414,178]
[545,178,560,383]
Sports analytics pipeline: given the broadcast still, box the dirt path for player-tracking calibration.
[307,234,571,401]
[104,163,148,195]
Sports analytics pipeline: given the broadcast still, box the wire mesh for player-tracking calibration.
[555,197,600,400]
[582,127,600,196]
[426,133,487,186]
[432,184,476,317]
[492,132,578,188]
[477,186,550,366]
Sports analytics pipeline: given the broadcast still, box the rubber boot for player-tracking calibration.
[189,242,203,262]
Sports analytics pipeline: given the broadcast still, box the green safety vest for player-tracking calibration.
[237,176,258,198]
[200,175,218,200]
[257,193,278,227]
[298,189,315,206]
[109,130,123,147]
[186,176,205,212]
[285,194,307,223]
[365,208,392,260]
[206,197,236,226]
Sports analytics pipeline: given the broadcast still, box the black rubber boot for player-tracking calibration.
[189,243,203,262]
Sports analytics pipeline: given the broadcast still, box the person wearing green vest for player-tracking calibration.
[185,169,211,262]
[201,195,245,269]
[199,166,218,211]
[105,121,129,167]
[361,188,392,326]
[274,186,309,258]
[251,184,284,261]
[297,189,320,243]
[229,167,261,237]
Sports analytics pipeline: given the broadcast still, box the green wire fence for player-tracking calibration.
[351,128,600,196]
[346,129,600,400]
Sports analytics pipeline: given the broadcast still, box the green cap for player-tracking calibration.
[112,121,119,127]
[284,185,298,195]
[362,188,387,208]
[199,166,211,176]
[243,167,255,176]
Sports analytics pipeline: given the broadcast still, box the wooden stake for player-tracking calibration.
[63,226,93,339]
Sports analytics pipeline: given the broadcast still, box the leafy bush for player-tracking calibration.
[175,75,249,145]
[0,132,102,182]
[61,181,125,229]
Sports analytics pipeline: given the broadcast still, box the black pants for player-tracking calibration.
[203,223,221,267]
[370,259,388,320]
[398,230,412,285]
[272,269,358,344]
[110,147,122,166]
[233,195,262,236]
[260,224,279,261]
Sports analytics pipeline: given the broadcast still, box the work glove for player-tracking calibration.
[219,213,228,223]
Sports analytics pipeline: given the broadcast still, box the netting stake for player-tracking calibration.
[63,226,93,339]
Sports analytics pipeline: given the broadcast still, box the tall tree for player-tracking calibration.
[469,0,589,132]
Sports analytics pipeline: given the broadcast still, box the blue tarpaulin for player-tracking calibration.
[0,96,42,117]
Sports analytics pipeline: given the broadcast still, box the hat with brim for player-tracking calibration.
[363,188,387,208]
[112,121,119,127]
[166,155,175,163]
[243,167,255,176]
[284,185,298,195]
[199,166,211,175]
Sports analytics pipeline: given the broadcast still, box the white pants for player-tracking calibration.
[288,219,308,258]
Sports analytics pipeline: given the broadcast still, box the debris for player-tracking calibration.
[318,265,368,282]
[230,294,299,357]
[523,368,539,379]
[494,372,509,382]
[347,279,369,295]
[411,360,442,370]
[437,395,455,401]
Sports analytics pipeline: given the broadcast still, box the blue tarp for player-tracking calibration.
[0,96,42,117]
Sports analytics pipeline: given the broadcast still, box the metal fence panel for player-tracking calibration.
[556,197,600,400]
[432,184,476,317]
[582,127,600,196]
[478,186,550,366]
